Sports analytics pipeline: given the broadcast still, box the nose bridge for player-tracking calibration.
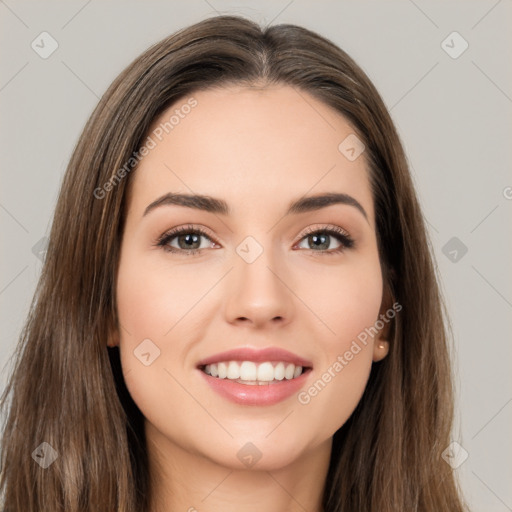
[225,233,293,326]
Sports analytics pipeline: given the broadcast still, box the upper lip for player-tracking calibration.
[196,346,313,368]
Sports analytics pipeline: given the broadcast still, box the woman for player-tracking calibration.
[0,14,468,512]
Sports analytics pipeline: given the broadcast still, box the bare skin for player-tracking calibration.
[111,84,390,512]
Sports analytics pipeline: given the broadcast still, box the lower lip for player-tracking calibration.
[198,368,312,406]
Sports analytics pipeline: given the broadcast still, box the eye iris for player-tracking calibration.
[178,233,200,250]
[310,233,329,250]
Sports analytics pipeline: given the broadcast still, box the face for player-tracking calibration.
[113,84,390,471]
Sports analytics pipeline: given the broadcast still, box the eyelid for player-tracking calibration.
[154,223,218,247]
[296,223,351,240]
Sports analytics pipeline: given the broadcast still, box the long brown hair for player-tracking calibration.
[0,14,468,511]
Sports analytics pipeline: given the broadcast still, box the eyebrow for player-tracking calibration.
[143,192,368,221]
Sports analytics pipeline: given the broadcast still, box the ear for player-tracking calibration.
[106,318,120,348]
[372,282,394,362]
[106,334,119,348]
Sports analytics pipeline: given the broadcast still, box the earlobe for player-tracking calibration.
[373,281,394,362]
[106,338,119,348]
[372,340,389,362]
[105,316,121,348]
[106,329,120,348]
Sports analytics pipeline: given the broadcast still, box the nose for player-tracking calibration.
[224,246,294,329]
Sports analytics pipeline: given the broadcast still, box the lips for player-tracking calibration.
[196,346,313,405]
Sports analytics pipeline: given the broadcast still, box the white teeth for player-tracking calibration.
[227,361,240,379]
[202,360,305,382]
[217,362,227,379]
[284,363,295,380]
[257,362,274,381]
[274,362,285,380]
[239,361,257,381]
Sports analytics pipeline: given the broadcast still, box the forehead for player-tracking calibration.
[127,84,374,224]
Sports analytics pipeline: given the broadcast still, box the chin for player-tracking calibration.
[198,435,310,471]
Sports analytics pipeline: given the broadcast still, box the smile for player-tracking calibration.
[200,360,306,385]
[196,346,313,405]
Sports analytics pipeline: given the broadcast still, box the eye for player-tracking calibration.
[294,225,355,255]
[155,224,217,255]
[155,224,355,256]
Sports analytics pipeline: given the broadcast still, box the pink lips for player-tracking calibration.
[196,346,313,406]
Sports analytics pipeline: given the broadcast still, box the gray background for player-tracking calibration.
[1,1,511,510]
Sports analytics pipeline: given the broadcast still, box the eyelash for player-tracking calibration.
[155,223,355,257]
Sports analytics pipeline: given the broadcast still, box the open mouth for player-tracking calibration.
[198,360,313,385]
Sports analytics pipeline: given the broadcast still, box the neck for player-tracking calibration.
[145,421,331,512]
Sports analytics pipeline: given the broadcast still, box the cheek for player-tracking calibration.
[330,271,382,345]
[294,254,382,433]
[115,251,208,437]
[297,252,383,349]
[116,248,210,342]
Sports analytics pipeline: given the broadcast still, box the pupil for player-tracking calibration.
[180,233,199,249]
[311,234,328,250]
